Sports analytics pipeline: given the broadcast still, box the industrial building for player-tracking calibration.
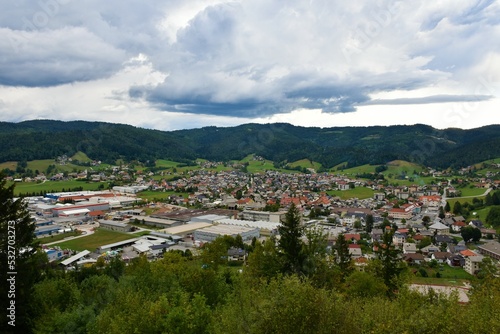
[240,210,286,223]
[163,222,212,238]
[99,220,133,233]
[193,224,259,242]
[52,202,110,217]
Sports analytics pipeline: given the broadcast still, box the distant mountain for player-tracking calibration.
[1,120,500,169]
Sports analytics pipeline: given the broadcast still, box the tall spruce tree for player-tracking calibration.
[278,203,305,275]
[1,174,47,333]
[372,230,407,298]
[335,233,353,281]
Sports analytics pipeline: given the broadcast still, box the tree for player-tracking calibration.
[365,214,374,233]
[335,234,353,281]
[445,201,451,213]
[372,230,407,297]
[418,236,432,250]
[438,206,445,219]
[486,206,500,228]
[461,226,482,243]
[301,226,328,278]
[453,201,462,215]
[1,173,47,334]
[278,204,305,276]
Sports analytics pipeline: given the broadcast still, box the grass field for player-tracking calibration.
[288,159,322,171]
[457,187,488,197]
[38,230,82,244]
[10,180,109,196]
[53,228,137,252]
[447,196,486,210]
[0,161,17,170]
[410,264,474,286]
[71,151,91,162]
[155,159,180,168]
[326,187,374,200]
[338,164,379,175]
[137,190,188,201]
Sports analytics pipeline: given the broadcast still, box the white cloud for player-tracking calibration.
[0,0,498,130]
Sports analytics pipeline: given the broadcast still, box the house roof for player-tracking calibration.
[460,249,478,257]
[429,222,449,230]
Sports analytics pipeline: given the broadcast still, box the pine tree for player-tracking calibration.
[372,230,406,298]
[278,203,305,276]
[1,173,47,333]
[365,214,374,233]
[335,234,353,281]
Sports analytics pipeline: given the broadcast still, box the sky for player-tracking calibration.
[1,0,499,131]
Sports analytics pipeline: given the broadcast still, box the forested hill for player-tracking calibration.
[1,120,500,169]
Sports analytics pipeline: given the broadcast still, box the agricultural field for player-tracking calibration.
[71,151,92,162]
[137,190,188,201]
[53,228,137,252]
[38,230,82,244]
[456,187,489,197]
[0,161,17,170]
[447,196,486,210]
[327,187,375,200]
[9,179,109,196]
[288,159,322,171]
[410,264,474,286]
[336,164,379,175]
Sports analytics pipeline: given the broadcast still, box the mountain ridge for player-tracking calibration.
[1,119,500,169]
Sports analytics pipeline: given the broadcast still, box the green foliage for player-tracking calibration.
[486,206,500,228]
[461,226,482,243]
[0,174,48,334]
[372,230,409,297]
[278,204,306,275]
[3,120,500,169]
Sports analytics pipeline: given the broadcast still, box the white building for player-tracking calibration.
[194,224,259,242]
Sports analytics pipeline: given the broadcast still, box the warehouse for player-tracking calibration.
[162,222,212,238]
[99,220,133,233]
[194,224,259,242]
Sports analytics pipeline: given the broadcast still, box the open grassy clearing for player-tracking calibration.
[53,228,137,252]
[457,187,489,197]
[288,159,322,170]
[38,230,82,244]
[10,180,110,196]
[447,196,486,210]
[71,151,91,162]
[0,161,17,170]
[338,164,379,175]
[155,159,180,168]
[137,190,188,201]
[326,187,374,200]
[410,264,474,286]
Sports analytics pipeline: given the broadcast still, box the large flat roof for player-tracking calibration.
[60,250,91,266]
[99,220,129,228]
[163,222,212,235]
[197,224,257,235]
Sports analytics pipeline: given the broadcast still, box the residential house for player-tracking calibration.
[431,252,452,264]
[451,221,467,232]
[402,243,417,254]
[404,253,425,265]
[447,254,465,267]
[392,231,407,247]
[348,244,363,258]
[464,255,484,275]
[429,221,450,235]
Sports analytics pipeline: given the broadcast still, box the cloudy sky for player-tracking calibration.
[1,0,499,131]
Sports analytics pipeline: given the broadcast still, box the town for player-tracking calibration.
[14,155,498,299]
